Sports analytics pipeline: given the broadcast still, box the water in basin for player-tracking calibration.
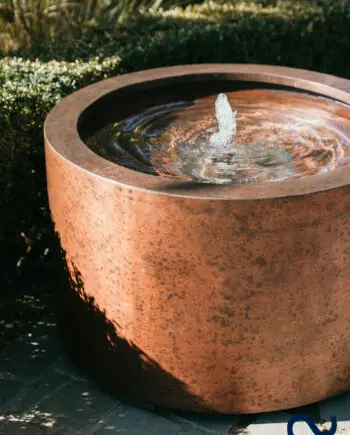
[86,89,350,184]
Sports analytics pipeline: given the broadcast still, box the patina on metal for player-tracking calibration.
[44,64,350,414]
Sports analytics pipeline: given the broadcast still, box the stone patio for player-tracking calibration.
[0,314,349,434]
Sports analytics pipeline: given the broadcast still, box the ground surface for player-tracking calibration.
[0,313,349,434]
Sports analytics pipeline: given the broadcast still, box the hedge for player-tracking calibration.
[1,0,350,234]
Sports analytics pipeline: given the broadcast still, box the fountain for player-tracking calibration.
[44,64,350,413]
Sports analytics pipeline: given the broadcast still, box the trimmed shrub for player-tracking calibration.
[0,56,122,231]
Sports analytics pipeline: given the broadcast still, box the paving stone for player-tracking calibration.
[0,364,73,416]
[0,418,44,435]
[27,379,120,434]
[319,391,350,433]
[176,428,218,435]
[0,318,63,417]
[1,321,349,435]
[0,363,80,433]
[88,402,183,435]
[168,411,249,434]
[0,375,28,409]
[50,356,90,383]
[0,360,119,434]
[244,411,292,435]
[176,427,219,435]
[0,413,47,434]
[0,315,61,383]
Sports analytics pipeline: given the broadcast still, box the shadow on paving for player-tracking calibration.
[52,231,216,414]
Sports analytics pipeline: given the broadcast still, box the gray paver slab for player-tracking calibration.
[0,365,72,415]
[0,376,28,409]
[0,419,44,435]
[0,372,119,434]
[90,403,182,435]
[176,428,219,435]
[31,380,119,433]
[50,356,90,383]
[169,411,246,434]
[319,391,350,433]
[0,316,61,383]
[0,321,350,435]
[244,412,292,435]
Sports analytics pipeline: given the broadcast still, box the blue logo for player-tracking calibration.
[287,414,337,435]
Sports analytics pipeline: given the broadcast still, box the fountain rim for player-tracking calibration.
[44,63,350,200]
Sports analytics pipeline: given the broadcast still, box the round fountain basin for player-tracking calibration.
[44,64,350,413]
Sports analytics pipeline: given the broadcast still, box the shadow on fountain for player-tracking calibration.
[52,231,215,413]
[155,181,221,193]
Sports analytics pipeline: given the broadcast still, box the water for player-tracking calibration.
[86,89,350,184]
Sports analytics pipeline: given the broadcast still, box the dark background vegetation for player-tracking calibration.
[0,0,349,349]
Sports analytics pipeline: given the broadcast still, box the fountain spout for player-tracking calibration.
[209,93,237,149]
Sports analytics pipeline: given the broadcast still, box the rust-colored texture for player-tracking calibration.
[44,65,350,413]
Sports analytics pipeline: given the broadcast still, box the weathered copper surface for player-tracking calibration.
[44,64,350,414]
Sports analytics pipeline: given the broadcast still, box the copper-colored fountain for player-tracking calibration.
[44,64,350,414]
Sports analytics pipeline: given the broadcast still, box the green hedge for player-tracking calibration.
[0,57,122,232]
[1,0,350,233]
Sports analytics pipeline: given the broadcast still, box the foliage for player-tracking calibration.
[0,56,121,231]
[0,0,168,50]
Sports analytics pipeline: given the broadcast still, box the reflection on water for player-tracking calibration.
[86,89,350,184]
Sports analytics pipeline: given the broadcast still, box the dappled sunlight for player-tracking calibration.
[0,409,57,429]
[160,2,300,24]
